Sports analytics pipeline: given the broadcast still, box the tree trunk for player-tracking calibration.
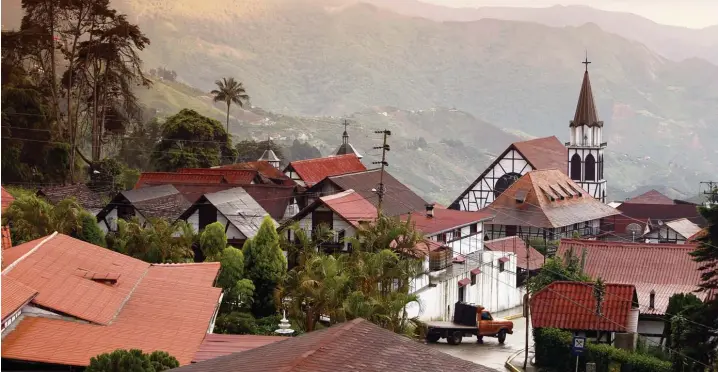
[226,102,231,134]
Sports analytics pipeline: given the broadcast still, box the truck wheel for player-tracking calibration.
[448,331,463,345]
[498,330,507,344]
[426,333,440,343]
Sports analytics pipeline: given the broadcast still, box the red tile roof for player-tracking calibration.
[484,169,619,228]
[2,187,15,212]
[216,161,290,182]
[512,136,568,173]
[2,226,12,250]
[192,334,285,363]
[531,281,636,331]
[1,275,37,321]
[320,190,377,227]
[1,234,221,366]
[285,155,366,187]
[177,168,259,185]
[624,189,675,205]
[402,208,493,236]
[570,70,602,128]
[484,236,544,269]
[135,172,228,188]
[171,318,496,372]
[1,236,46,269]
[557,239,703,315]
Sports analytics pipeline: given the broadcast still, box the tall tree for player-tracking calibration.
[151,109,237,171]
[243,216,286,317]
[690,205,718,295]
[211,77,249,133]
[2,194,86,244]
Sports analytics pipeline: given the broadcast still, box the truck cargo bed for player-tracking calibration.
[424,321,476,330]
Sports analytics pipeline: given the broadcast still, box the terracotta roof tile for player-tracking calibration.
[512,136,568,173]
[135,173,227,188]
[177,169,259,185]
[1,237,46,268]
[484,236,544,269]
[192,334,285,363]
[570,71,602,128]
[172,318,497,372]
[2,187,15,211]
[37,184,104,211]
[557,239,703,315]
[624,189,675,205]
[285,155,366,187]
[326,169,428,217]
[1,275,37,321]
[484,169,619,228]
[2,226,12,251]
[402,208,493,236]
[1,236,221,366]
[531,281,635,331]
[217,161,289,182]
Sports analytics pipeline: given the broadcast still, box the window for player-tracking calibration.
[470,223,478,234]
[481,312,492,321]
[505,225,517,237]
[570,154,582,181]
[454,229,462,239]
[438,233,447,243]
[458,286,466,302]
[499,261,505,272]
[585,154,596,181]
[471,272,477,285]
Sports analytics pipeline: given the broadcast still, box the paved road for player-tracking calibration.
[427,317,533,371]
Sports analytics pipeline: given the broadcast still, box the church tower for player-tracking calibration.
[567,57,607,203]
[258,137,281,169]
[334,119,363,160]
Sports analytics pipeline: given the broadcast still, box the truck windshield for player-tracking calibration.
[481,312,492,320]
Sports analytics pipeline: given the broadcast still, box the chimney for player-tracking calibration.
[649,289,656,309]
[425,203,435,218]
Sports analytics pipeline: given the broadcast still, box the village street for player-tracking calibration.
[428,316,532,371]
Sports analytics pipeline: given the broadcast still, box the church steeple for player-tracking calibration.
[258,136,281,169]
[570,57,602,128]
[334,119,363,160]
[567,53,607,204]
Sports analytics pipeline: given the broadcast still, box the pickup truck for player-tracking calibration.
[424,304,514,345]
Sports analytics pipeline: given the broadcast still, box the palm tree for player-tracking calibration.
[210,77,250,133]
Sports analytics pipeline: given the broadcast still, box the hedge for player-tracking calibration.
[534,328,671,372]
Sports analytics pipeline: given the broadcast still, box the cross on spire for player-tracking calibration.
[582,51,591,72]
[342,119,350,133]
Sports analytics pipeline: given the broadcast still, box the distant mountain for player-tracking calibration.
[360,0,718,65]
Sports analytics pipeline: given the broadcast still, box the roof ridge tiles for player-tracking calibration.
[2,232,58,274]
[287,319,365,371]
[561,238,697,249]
[106,265,151,326]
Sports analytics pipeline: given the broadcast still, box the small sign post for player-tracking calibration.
[571,336,586,372]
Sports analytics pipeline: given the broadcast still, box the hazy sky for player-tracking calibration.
[423,0,718,29]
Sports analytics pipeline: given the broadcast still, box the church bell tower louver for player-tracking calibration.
[566,56,607,203]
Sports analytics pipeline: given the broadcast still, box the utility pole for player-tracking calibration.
[524,236,531,370]
[373,130,391,218]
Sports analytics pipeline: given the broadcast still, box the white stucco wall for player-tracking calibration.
[293,206,356,251]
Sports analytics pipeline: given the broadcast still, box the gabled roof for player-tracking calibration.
[1,275,37,321]
[176,168,260,185]
[170,183,295,221]
[402,208,493,236]
[557,239,703,315]
[171,318,497,372]
[450,136,567,208]
[531,281,636,331]
[1,234,222,366]
[189,187,276,239]
[192,334,285,363]
[483,169,619,228]
[100,184,192,221]
[484,236,544,269]
[664,218,702,239]
[292,190,377,228]
[37,184,105,211]
[614,203,707,234]
[624,189,675,205]
[284,154,366,187]
[570,70,602,128]
[2,186,15,211]
[335,142,363,159]
[324,169,428,217]
[215,161,290,182]
[135,172,228,188]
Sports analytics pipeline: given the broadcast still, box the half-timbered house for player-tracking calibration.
[450,136,567,211]
[481,169,619,240]
[642,218,702,244]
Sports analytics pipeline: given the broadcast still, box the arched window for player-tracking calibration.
[585,154,596,181]
[570,154,582,181]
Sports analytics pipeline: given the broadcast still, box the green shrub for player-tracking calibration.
[586,343,671,372]
[533,327,573,371]
[215,312,258,334]
[73,211,107,247]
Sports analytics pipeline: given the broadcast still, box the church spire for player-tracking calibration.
[570,54,603,128]
[258,135,281,169]
[342,119,349,145]
[334,119,362,159]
